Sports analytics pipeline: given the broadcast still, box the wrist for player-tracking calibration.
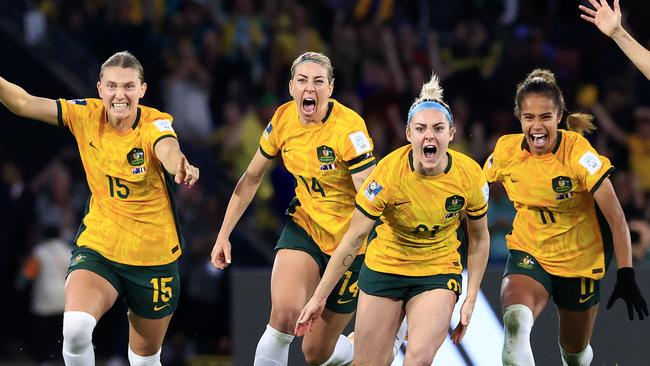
[617,267,635,281]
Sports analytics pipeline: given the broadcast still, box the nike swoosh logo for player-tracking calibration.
[394,201,409,206]
[153,304,171,311]
[89,141,97,150]
[578,294,595,304]
[337,298,353,305]
[283,148,293,153]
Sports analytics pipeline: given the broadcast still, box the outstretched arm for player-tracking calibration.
[579,0,650,80]
[154,137,200,186]
[210,149,273,269]
[294,209,376,335]
[0,76,58,125]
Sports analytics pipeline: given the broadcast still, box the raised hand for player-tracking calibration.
[579,0,622,38]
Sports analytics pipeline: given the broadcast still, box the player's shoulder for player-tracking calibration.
[377,145,410,171]
[329,99,365,128]
[137,105,174,131]
[491,133,525,159]
[448,148,482,172]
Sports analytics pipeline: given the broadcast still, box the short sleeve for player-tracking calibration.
[483,137,506,183]
[342,128,375,174]
[354,162,390,219]
[57,98,90,136]
[259,108,282,159]
[144,114,178,153]
[570,135,614,193]
[465,164,489,220]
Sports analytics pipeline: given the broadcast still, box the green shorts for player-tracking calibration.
[504,249,600,311]
[67,246,180,319]
[358,263,462,304]
[275,219,363,314]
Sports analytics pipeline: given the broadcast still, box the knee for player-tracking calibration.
[269,304,302,334]
[503,304,534,337]
[62,311,97,351]
[302,346,329,365]
[406,346,435,366]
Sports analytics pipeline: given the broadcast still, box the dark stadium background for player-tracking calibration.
[1,0,650,365]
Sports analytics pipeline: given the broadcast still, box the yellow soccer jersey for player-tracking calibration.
[57,98,183,266]
[356,146,489,277]
[484,130,614,279]
[259,99,376,255]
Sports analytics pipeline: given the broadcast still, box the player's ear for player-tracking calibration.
[140,82,147,98]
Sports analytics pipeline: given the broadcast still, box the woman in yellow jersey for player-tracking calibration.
[485,69,647,366]
[579,0,650,80]
[210,52,384,365]
[0,51,199,366]
[295,73,491,365]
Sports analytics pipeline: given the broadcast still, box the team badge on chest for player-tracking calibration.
[552,176,572,193]
[127,147,145,166]
[444,195,465,213]
[317,146,336,163]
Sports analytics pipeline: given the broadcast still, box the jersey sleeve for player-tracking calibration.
[570,135,614,193]
[465,163,490,220]
[340,119,376,173]
[354,160,390,219]
[258,108,282,159]
[56,98,91,136]
[143,114,178,153]
[483,137,505,183]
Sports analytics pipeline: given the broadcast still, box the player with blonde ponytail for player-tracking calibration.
[296,73,491,365]
[485,68,647,366]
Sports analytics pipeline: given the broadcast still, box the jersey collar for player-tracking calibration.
[408,149,453,174]
[321,101,334,124]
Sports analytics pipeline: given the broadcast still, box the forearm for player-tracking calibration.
[611,27,650,80]
[218,170,265,240]
[611,215,633,269]
[465,233,490,300]
[312,231,365,300]
[0,76,30,114]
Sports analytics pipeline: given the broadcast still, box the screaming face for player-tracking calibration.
[406,108,455,176]
[97,66,146,127]
[519,93,561,155]
[289,61,333,124]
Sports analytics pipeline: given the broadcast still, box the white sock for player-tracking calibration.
[254,324,295,366]
[319,334,353,366]
[62,311,97,366]
[128,346,161,366]
[502,304,535,366]
[560,344,593,366]
[393,317,408,357]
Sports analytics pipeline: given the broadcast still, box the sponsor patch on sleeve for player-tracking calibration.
[482,182,490,203]
[363,179,383,202]
[578,151,602,175]
[348,131,371,155]
[154,119,174,133]
[263,122,273,140]
[66,99,87,106]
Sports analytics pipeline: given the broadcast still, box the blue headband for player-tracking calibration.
[407,101,453,124]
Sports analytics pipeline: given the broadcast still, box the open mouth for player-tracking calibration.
[302,98,316,114]
[112,102,129,111]
[423,145,437,158]
[529,133,548,148]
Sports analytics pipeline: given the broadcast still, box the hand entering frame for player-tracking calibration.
[294,296,327,336]
[606,267,649,321]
